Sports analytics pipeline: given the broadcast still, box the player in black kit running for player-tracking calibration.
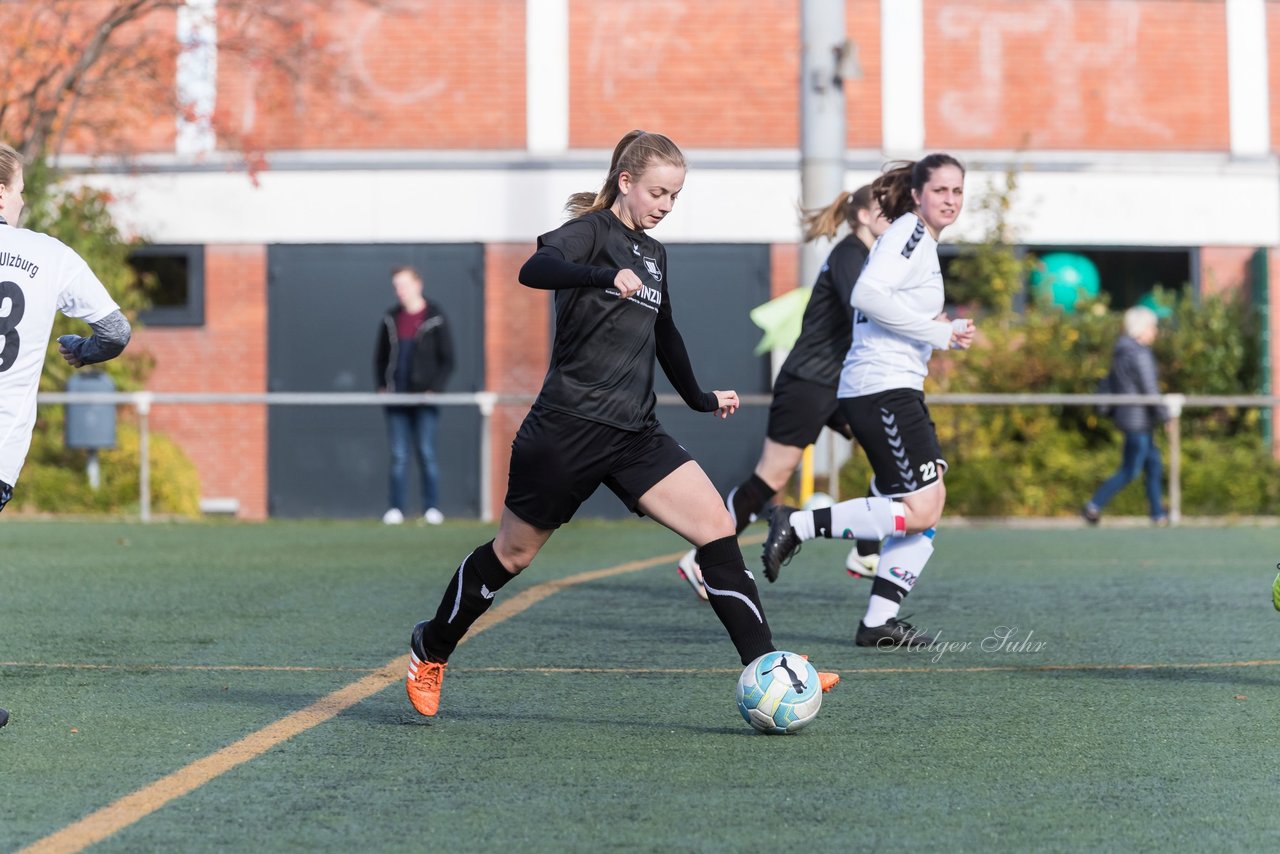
[675,186,889,600]
[404,130,837,718]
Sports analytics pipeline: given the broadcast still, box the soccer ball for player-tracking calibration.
[736,651,822,734]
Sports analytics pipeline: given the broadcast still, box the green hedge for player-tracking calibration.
[827,283,1274,517]
[8,407,201,517]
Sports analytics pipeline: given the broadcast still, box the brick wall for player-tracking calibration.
[25,0,1251,157]
[214,0,526,151]
[568,0,880,150]
[1199,247,1256,298]
[483,243,550,519]
[133,245,268,518]
[924,0,1229,151]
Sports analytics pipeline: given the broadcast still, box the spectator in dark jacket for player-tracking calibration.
[374,265,454,525]
[1084,305,1168,526]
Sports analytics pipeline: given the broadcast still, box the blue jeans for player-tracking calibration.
[1090,429,1165,519]
[386,405,440,512]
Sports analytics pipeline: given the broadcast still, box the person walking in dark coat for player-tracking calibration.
[1084,305,1168,526]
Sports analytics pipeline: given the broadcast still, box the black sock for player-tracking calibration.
[728,474,776,535]
[856,489,881,555]
[869,576,907,605]
[811,507,834,538]
[420,540,514,662]
[696,535,775,664]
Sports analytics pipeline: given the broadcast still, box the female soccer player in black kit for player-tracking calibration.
[675,185,890,601]
[405,130,837,718]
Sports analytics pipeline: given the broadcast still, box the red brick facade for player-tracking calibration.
[924,0,1230,151]
[133,245,269,518]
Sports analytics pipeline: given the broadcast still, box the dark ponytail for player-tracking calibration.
[872,153,964,222]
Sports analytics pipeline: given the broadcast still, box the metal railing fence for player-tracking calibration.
[32,390,1280,524]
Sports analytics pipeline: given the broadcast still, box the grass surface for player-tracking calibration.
[1,519,1278,852]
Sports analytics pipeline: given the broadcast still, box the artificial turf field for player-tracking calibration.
[1,518,1278,852]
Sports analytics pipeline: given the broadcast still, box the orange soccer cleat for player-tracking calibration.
[797,654,840,693]
[406,625,447,717]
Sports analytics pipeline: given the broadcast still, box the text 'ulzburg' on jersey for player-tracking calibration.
[0,224,119,485]
[839,212,954,399]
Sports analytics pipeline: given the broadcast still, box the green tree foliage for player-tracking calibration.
[945,167,1037,317]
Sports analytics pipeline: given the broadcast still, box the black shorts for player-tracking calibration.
[765,372,853,447]
[505,406,694,530]
[0,479,10,513]
[839,389,946,498]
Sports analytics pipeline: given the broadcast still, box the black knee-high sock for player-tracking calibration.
[696,535,775,664]
[419,540,514,662]
[728,474,776,535]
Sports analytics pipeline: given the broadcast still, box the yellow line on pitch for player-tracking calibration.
[18,549,685,854]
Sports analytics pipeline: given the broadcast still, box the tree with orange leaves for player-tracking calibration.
[0,0,384,168]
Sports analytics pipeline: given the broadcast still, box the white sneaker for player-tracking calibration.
[845,546,879,579]
[676,548,708,602]
[423,508,445,525]
[382,508,405,525]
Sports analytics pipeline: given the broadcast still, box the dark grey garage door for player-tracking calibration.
[267,244,484,519]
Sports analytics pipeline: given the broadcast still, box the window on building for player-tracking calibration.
[129,244,205,326]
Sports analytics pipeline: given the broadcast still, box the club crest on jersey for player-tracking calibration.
[643,256,663,282]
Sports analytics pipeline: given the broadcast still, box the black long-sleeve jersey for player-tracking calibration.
[521,209,718,431]
[778,234,870,386]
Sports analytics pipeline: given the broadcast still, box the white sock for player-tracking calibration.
[790,498,905,542]
[789,509,818,540]
[862,530,935,627]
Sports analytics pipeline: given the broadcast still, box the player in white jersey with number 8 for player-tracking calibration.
[761,154,973,650]
[0,142,132,727]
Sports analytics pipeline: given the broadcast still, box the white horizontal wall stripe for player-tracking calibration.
[76,157,1279,248]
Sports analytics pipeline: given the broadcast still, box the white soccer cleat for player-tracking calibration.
[676,548,708,602]
[845,546,879,580]
[382,508,405,525]
[423,508,445,525]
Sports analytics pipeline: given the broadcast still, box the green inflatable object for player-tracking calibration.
[749,287,812,355]
[1030,252,1100,312]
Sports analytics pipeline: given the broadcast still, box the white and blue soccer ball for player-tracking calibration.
[736,651,822,734]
